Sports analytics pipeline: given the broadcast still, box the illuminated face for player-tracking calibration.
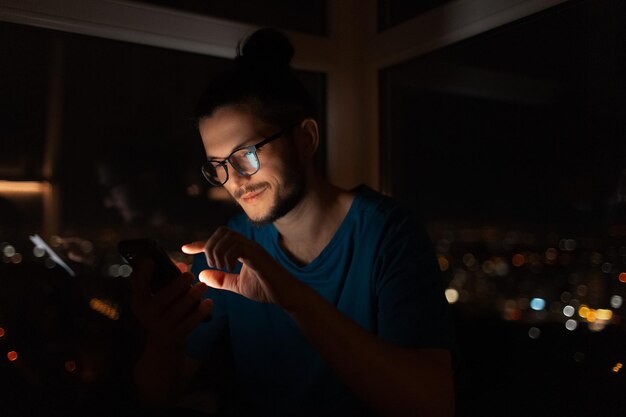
[198,106,305,226]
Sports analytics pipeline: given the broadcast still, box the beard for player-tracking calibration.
[235,164,306,228]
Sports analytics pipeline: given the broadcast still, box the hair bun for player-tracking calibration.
[236,28,294,69]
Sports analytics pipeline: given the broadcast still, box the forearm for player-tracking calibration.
[287,287,454,417]
[133,339,187,409]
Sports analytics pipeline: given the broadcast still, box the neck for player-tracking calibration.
[273,173,354,265]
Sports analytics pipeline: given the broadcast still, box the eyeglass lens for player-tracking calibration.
[204,148,260,185]
[231,148,260,174]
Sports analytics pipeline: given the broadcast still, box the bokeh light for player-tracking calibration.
[528,327,541,339]
[595,309,613,321]
[530,298,546,311]
[563,305,575,317]
[7,351,18,361]
[437,255,450,272]
[2,244,16,257]
[512,253,525,267]
[33,246,45,257]
[545,248,558,262]
[445,288,459,304]
[65,360,77,372]
[565,319,578,331]
[119,264,132,277]
[610,295,623,309]
[11,253,23,264]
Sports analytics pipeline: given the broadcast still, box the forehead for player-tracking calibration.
[199,106,271,157]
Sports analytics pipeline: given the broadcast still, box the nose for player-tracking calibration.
[225,166,253,195]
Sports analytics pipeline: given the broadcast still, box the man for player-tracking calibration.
[132,28,454,417]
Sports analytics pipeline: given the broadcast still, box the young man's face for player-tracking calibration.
[198,105,305,226]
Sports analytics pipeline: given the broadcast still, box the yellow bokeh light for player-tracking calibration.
[445,288,459,304]
[438,256,449,272]
[587,310,597,323]
[595,309,613,321]
[578,305,590,318]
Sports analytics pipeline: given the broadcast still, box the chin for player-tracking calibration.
[243,207,274,227]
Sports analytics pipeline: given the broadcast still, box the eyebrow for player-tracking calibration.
[206,136,257,160]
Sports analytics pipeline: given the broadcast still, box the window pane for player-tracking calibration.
[380,1,626,415]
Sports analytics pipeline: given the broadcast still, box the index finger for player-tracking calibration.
[181,241,205,255]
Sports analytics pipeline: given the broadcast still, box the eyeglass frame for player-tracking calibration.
[201,125,292,186]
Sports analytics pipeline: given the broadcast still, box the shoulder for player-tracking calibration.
[352,185,434,256]
[352,185,419,232]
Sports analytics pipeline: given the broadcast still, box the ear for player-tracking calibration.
[295,118,319,159]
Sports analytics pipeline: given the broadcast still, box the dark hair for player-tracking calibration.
[194,28,317,128]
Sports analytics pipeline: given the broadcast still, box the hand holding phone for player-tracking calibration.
[118,238,182,293]
[118,238,211,321]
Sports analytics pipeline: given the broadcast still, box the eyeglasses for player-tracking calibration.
[201,129,286,186]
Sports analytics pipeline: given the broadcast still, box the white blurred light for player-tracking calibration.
[3,245,16,257]
[119,264,132,278]
[566,319,578,331]
[445,288,459,304]
[563,305,575,317]
[108,264,121,278]
[610,295,623,309]
[528,327,541,339]
[33,246,45,257]
[530,298,546,311]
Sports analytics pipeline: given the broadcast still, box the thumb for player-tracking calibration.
[237,256,258,271]
[182,241,205,255]
[199,269,241,294]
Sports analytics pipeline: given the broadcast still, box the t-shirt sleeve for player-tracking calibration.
[374,209,454,350]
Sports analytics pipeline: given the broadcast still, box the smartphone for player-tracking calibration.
[118,238,183,293]
[118,238,211,321]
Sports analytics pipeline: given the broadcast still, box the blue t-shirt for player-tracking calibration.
[186,185,453,416]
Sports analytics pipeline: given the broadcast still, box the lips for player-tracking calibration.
[241,187,266,202]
